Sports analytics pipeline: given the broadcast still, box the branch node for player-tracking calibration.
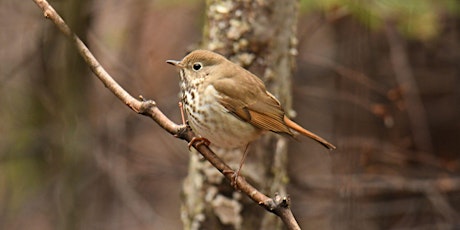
[263,198,277,211]
[263,193,291,211]
[138,99,157,115]
[273,193,290,208]
[175,124,191,139]
[44,9,52,18]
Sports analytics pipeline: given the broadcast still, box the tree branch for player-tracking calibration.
[32,0,301,229]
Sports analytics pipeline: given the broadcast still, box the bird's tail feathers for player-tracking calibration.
[284,116,336,150]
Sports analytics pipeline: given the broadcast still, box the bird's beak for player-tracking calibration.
[166,60,184,68]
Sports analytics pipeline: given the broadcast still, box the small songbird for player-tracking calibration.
[167,50,336,153]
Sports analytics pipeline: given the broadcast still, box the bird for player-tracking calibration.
[167,50,335,175]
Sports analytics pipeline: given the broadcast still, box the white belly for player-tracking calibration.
[183,85,261,149]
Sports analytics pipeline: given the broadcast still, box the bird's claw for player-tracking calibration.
[188,137,211,150]
[223,169,240,190]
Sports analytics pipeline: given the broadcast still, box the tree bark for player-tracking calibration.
[181,0,299,229]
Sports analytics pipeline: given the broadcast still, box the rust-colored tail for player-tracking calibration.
[284,116,336,150]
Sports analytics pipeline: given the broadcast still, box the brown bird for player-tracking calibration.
[167,49,335,156]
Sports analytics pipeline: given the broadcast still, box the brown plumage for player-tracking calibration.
[167,50,336,150]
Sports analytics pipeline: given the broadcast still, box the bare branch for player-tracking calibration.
[32,0,300,229]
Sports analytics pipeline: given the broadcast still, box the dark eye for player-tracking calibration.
[192,62,202,71]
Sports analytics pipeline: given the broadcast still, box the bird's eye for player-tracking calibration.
[192,62,202,71]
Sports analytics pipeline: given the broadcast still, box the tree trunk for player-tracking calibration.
[181,0,299,229]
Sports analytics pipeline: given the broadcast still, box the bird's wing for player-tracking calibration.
[212,69,292,134]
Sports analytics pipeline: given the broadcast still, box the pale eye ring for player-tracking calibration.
[192,62,203,71]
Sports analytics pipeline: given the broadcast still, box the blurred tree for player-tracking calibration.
[1,0,93,229]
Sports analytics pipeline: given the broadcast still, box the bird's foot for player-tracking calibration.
[223,169,240,190]
[188,137,210,150]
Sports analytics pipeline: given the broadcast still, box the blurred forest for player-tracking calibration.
[1,0,460,229]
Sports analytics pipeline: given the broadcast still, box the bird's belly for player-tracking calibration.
[183,86,262,149]
[190,108,260,149]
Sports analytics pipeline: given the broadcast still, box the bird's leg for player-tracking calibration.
[178,101,186,125]
[235,144,250,181]
[223,144,250,189]
[188,137,211,150]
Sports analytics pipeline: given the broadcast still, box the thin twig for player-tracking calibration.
[296,86,395,127]
[302,53,389,97]
[32,0,301,229]
[294,174,460,194]
[384,21,433,153]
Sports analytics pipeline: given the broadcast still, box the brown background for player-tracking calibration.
[1,1,459,229]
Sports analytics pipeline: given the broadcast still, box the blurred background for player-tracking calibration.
[1,0,459,229]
